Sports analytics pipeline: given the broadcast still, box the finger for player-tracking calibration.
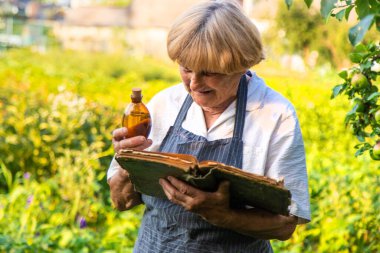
[159,178,191,203]
[113,136,147,151]
[167,176,201,198]
[118,138,152,151]
[217,181,230,195]
[134,139,153,150]
[112,127,128,141]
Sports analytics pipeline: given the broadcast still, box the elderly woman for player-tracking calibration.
[107,1,310,252]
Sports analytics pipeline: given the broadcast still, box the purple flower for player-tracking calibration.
[23,172,31,180]
[26,195,33,208]
[79,217,87,229]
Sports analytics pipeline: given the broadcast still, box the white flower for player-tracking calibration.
[371,61,380,73]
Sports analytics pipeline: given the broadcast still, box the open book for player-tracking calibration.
[115,149,291,215]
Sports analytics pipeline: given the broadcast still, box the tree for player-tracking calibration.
[275,1,351,67]
[287,0,380,160]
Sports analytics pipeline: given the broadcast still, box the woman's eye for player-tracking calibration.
[202,72,219,77]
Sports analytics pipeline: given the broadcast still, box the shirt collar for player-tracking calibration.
[184,71,266,134]
[245,71,266,111]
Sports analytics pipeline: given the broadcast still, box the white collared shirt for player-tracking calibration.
[107,72,311,223]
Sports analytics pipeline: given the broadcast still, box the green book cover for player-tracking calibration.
[115,149,291,215]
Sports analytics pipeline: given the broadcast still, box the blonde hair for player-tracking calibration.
[167,0,264,74]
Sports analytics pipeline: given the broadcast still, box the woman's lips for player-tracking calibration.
[192,90,212,94]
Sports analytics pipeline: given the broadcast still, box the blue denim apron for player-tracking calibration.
[134,73,272,252]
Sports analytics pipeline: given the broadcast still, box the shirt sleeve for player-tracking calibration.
[265,107,311,224]
[107,155,120,181]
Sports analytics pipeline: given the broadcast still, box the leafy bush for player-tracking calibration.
[0,155,143,252]
[0,60,143,251]
[0,49,177,252]
[0,86,116,189]
[0,49,179,109]
[267,1,351,67]
[265,73,380,252]
[0,49,379,252]
[331,42,380,159]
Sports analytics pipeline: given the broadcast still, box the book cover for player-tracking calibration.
[115,149,292,215]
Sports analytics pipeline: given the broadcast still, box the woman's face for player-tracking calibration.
[179,66,243,112]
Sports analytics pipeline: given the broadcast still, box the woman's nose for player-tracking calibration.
[189,73,203,90]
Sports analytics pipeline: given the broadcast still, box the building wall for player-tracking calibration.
[127,0,203,28]
[56,0,248,59]
[53,24,126,53]
[125,28,170,60]
[125,0,244,59]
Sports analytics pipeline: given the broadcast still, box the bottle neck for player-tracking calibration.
[131,97,142,103]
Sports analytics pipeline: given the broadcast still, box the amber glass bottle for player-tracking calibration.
[122,88,152,138]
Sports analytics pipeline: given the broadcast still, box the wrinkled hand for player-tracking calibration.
[109,127,151,211]
[109,168,142,210]
[159,176,232,226]
[112,127,152,152]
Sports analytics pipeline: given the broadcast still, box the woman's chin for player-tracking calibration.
[191,95,213,108]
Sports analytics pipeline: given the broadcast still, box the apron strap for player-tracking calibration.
[173,94,193,128]
[232,73,248,140]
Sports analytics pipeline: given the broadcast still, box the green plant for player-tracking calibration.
[1,49,379,252]
[331,43,380,158]
[263,69,380,252]
[273,1,351,67]
[0,49,178,252]
[0,87,116,190]
[0,148,143,252]
[286,0,380,160]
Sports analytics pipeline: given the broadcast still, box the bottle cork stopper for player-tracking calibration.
[131,87,142,102]
[131,87,141,98]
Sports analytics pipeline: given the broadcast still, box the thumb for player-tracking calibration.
[217,180,230,195]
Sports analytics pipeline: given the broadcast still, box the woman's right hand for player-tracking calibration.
[108,127,152,211]
[112,127,153,152]
[109,168,143,211]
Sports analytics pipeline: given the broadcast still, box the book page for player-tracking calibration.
[198,161,284,187]
[117,149,198,172]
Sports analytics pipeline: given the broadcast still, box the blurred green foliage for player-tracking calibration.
[331,43,380,159]
[263,70,380,252]
[268,1,379,68]
[268,1,351,67]
[0,49,178,252]
[0,86,114,185]
[0,49,379,252]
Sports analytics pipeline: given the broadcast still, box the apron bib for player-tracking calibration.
[134,73,272,253]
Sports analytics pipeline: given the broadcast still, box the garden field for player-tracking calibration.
[0,49,379,252]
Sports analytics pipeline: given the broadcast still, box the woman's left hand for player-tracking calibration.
[159,176,298,240]
[159,176,232,226]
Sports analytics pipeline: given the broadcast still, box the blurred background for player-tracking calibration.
[0,0,379,252]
